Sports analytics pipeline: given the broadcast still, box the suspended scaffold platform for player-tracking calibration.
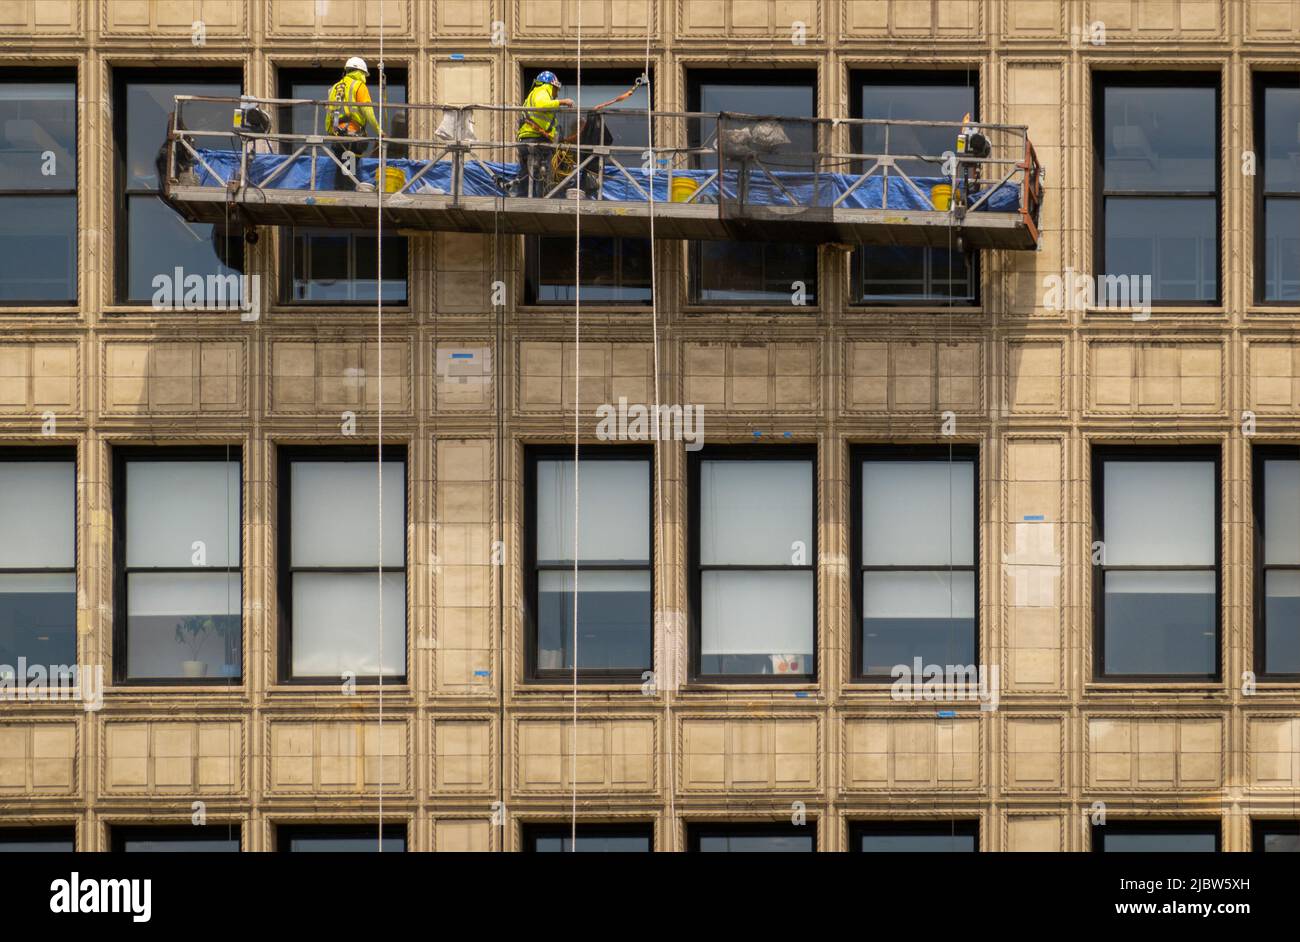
[161,95,1044,250]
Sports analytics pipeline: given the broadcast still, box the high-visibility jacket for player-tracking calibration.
[518,83,561,141]
[325,70,379,136]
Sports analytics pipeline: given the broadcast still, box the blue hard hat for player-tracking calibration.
[535,71,561,88]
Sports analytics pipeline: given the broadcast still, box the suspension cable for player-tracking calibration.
[376,0,386,853]
[570,4,584,852]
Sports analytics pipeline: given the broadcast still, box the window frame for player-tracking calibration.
[1091,445,1222,682]
[0,70,78,307]
[109,825,241,852]
[684,67,819,309]
[112,67,245,306]
[274,67,410,308]
[112,445,243,686]
[687,444,817,684]
[276,444,409,685]
[848,69,980,308]
[1253,71,1300,306]
[1252,444,1300,680]
[849,820,979,852]
[521,822,654,852]
[0,446,78,667]
[686,821,816,852]
[523,444,655,683]
[519,66,654,308]
[0,826,76,851]
[1091,70,1222,309]
[850,444,980,683]
[1091,821,1221,852]
[275,823,406,852]
[1252,819,1300,853]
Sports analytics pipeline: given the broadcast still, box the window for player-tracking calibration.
[279,448,406,682]
[0,452,76,671]
[111,827,240,852]
[1094,73,1219,304]
[0,827,75,852]
[526,448,652,679]
[688,823,814,852]
[1093,448,1219,679]
[114,449,241,682]
[0,76,76,304]
[1255,447,1300,676]
[278,69,408,304]
[687,70,817,305]
[1092,823,1219,852]
[851,822,978,852]
[853,447,977,679]
[851,71,976,305]
[278,825,405,852]
[1255,74,1300,302]
[523,68,652,305]
[690,448,815,680]
[524,824,653,852]
[1253,821,1300,853]
[114,70,243,304]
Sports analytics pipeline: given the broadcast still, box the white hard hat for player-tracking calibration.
[346,56,369,76]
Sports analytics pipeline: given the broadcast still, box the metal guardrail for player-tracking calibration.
[165,95,1044,239]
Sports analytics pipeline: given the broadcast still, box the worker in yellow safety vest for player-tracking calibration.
[512,71,574,197]
[325,56,382,190]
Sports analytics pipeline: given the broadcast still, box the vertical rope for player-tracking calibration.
[570,5,584,852]
[375,0,386,853]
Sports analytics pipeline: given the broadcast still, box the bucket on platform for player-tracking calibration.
[930,182,953,211]
[671,175,699,203]
[383,165,407,194]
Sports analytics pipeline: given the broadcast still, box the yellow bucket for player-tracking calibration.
[930,183,953,211]
[670,175,699,203]
[383,166,407,194]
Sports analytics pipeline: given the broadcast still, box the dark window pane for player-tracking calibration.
[858,245,971,303]
[1261,828,1300,852]
[1099,829,1217,852]
[857,829,977,852]
[127,195,243,302]
[1264,199,1300,302]
[692,827,814,852]
[537,570,651,671]
[0,82,76,189]
[1103,570,1216,675]
[280,826,405,852]
[533,236,651,303]
[1265,570,1300,675]
[1104,197,1216,301]
[126,82,239,190]
[0,195,76,302]
[527,826,652,852]
[1103,86,1216,192]
[0,575,76,670]
[862,571,975,674]
[1264,87,1300,193]
[0,828,74,852]
[115,829,239,852]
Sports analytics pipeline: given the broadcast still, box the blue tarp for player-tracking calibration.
[194,148,1021,213]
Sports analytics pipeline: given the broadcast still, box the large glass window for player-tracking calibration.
[0,453,76,671]
[115,450,241,682]
[1256,75,1300,302]
[527,448,652,679]
[279,449,407,682]
[852,72,976,304]
[691,449,814,679]
[1093,449,1219,678]
[1092,823,1219,852]
[524,68,652,305]
[1255,448,1300,676]
[278,69,408,304]
[1096,74,1219,304]
[852,822,978,852]
[115,70,243,304]
[1253,821,1300,852]
[0,827,75,852]
[111,827,240,852]
[278,825,405,852]
[687,71,818,305]
[524,824,653,852]
[854,448,977,679]
[688,823,814,852]
[0,77,76,304]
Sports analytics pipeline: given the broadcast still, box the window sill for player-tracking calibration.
[1084,681,1226,696]
[682,306,820,317]
[269,305,413,316]
[846,305,983,316]
[1082,307,1226,319]
[0,306,80,315]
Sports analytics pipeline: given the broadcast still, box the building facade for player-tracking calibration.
[1,0,1299,852]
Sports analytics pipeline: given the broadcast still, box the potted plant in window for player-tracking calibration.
[175,614,239,678]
